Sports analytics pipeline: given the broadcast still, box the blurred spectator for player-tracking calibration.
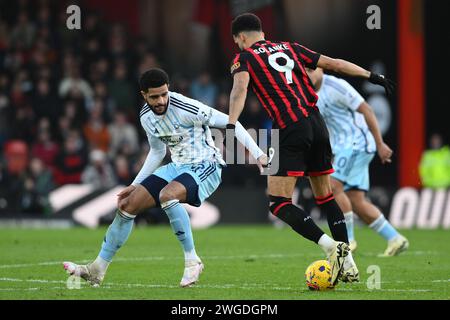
[11,104,35,142]
[59,65,94,101]
[36,116,51,132]
[190,71,218,106]
[0,157,23,213]
[419,133,450,189]
[35,65,54,83]
[36,5,54,30]
[215,92,229,113]
[138,52,160,75]
[20,157,54,214]
[55,115,72,144]
[61,99,83,128]
[30,37,56,71]
[0,160,10,212]
[92,81,115,120]
[0,19,10,51]
[81,149,117,189]
[11,69,33,108]
[83,12,106,41]
[89,57,110,83]
[108,23,129,61]
[133,37,152,61]
[0,1,277,215]
[83,100,110,152]
[107,61,136,111]
[0,73,11,146]
[170,74,190,97]
[114,154,133,185]
[10,11,36,49]
[31,128,59,170]
[4,140,28,175]
[240,96,268,130]
[83,37,104,76]
[32,78,61,124]
[108,111,139,158]
[54,132,88,185]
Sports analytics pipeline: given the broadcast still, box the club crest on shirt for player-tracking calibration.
[230,62,240,74]
[160,135,184,147]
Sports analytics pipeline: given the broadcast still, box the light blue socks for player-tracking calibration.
[344,211,355,242]
[161,199,199,261]
[98,210,135,262]
[369,214,400,241]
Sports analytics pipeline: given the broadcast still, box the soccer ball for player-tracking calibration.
[305,260,335,291]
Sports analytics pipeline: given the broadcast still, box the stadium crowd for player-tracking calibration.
[0,1,269,214]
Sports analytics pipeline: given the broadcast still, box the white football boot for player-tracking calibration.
[349,240,358,252]
[180,260,204,288]
[327,242,350,286]
[340,251,360,283]
[63,261,104,287]
[379,235,409,257]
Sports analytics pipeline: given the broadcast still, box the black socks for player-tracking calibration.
[315,194,348,244]
[270,197,324,243]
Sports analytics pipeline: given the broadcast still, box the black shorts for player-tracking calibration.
[272,108,334,177]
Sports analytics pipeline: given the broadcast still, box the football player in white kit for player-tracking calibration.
[307,67,409,257]
[64,68,268,287]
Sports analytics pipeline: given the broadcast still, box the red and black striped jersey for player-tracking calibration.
[230,40,321,129]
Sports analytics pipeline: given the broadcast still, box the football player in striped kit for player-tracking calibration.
[64,68,268,287]
[227,13,394,285]
[307,67,409,257]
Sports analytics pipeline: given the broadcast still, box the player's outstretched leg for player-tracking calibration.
[160,181,203,287]
[63,209,135,287]
[63,184,156,287]
[331,179,357,251]
[309,175,359,283]
[268,175,350,285]
[371,216,409,257]
[313,194,358,283]
[269,195,349,286]
[348,190,409,257]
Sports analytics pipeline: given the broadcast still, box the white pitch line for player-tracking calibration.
[360,251,439,256]
[0,277,435,293]
[0,250,439,270]
[0,287,40,291]
[0,278,66,284]
[336,288,432,293]
[0,253,317,269]
[2,273,443,289]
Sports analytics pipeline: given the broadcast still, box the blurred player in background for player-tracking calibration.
[307,67,409,257]
[227,13,394,284]
[64,68,267,287]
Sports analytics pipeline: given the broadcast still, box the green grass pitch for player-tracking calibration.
[0,225,449,300]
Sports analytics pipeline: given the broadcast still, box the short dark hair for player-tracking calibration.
[231,13,262,36]
[139,68,169,92]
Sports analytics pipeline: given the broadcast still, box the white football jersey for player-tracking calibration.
[316,75,376,154]
[139,91,225,165]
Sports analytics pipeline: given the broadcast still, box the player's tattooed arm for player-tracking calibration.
[228,71,250,125]
[317,55,371,79]
[317,55,395,96]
